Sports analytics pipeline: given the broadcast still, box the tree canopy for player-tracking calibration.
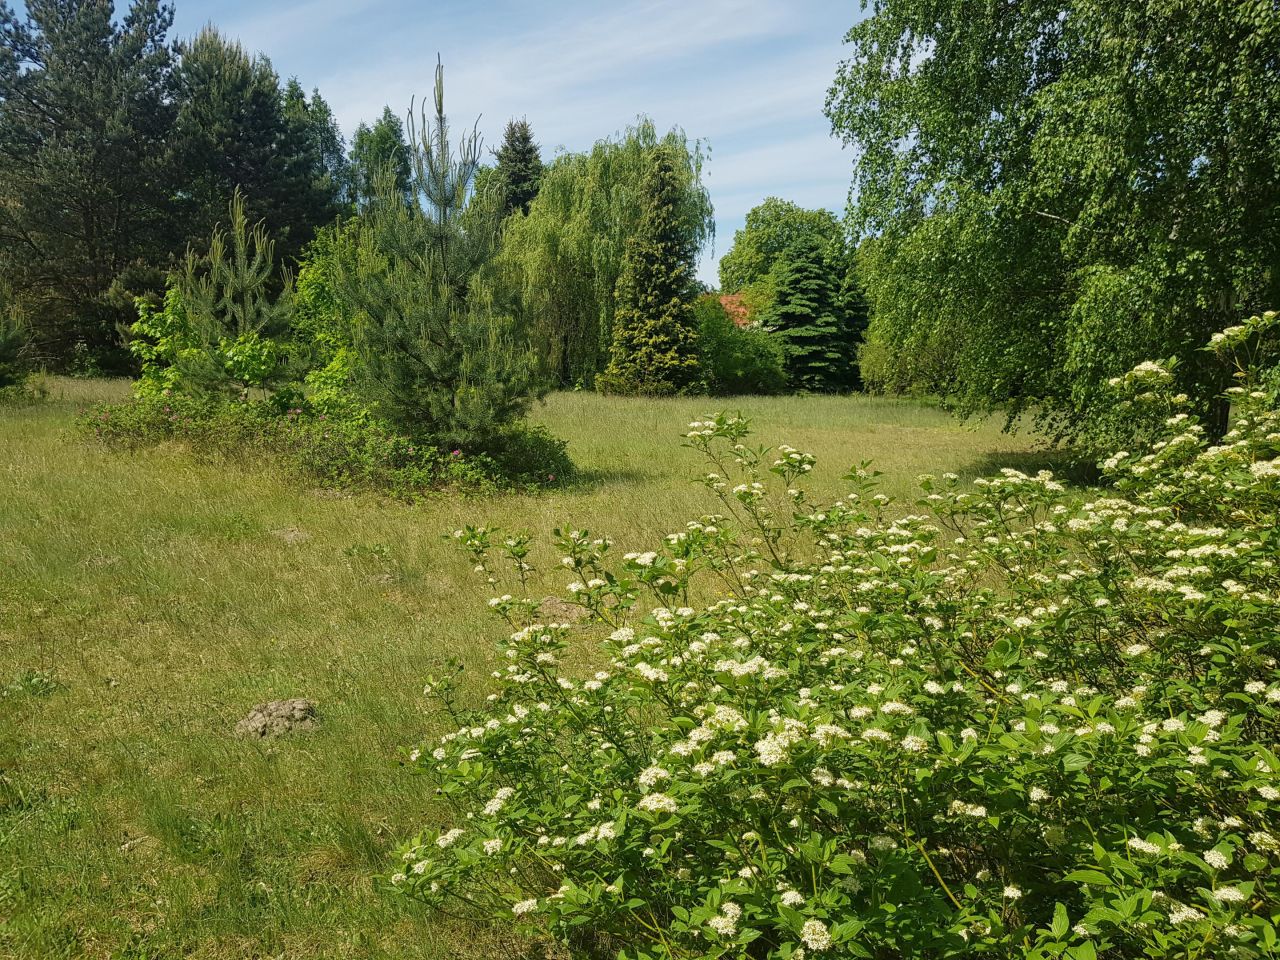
[0,4,348,370]
[827,0,1280,440]
[0,0,177,366]
[350,106,413,208]
[718,198,845,294]
[493,118,543,217]
[493,119,713,387]
[172,28,345,267]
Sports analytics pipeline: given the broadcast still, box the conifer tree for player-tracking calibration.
[350,106,413,208]
[764,233,855,392]
[331,60,541,447]
[597,147,701,396]
[493,118,543,216]
[172,29,343,268]
[0,0,177,367]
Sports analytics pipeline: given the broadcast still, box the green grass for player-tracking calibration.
[0,380,1038,959]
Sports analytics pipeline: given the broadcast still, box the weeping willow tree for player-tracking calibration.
[492,119,713,388]
[331,58,542,446]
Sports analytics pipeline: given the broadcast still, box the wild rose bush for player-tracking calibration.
[398,315,1280,959]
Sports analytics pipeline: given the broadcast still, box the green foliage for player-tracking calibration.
[350,106,413,209]
[172,28,345,269]
[473,423,575,488]
[764,234,858,392]
[0,0,177,369]
[398,316,1280,960]
[596,148,701,396]
[282,78,351,220]
[828,0,1280,442]
[694,295,787,395]
[493,118,543,217]
[719,198,846,296]
[81,393,502,496]
[330,60,544,448]
[0,7,349,371]
[292,224,368,420]
[129,192,296,400]
[0,291,28,389]
[494,119,714,387]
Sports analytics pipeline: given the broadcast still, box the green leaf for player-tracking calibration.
[1051,903,1070,938]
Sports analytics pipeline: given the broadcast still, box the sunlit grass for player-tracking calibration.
[0,381,1038,958]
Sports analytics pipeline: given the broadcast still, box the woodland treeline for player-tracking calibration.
[4,0,1278,466]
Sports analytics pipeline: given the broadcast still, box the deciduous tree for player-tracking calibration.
[827,0,1280,441]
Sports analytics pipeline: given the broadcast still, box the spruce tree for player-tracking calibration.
[493,118,543,217]
[597,147,700,396]
[764,234,855,392]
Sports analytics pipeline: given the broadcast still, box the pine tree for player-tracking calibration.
[493,118,543,217]
[597,147,701,396]
[0,0,177,368]
[331,59,541,447]
[350,106,413,208]
[764,234,855,392]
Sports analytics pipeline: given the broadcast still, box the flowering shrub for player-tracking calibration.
[396,316,1280,958]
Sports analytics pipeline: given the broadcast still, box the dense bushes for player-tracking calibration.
[90,63,566,494]
[695,295,787,395]
[394,315,1280,958]
[81,393,562,495]
[0,301,28,390]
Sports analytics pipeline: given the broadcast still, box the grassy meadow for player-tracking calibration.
[0,380,1041,959]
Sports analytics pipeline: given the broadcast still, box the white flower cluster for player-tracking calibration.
[406,334,1280,960]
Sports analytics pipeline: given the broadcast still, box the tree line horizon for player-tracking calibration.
[3,0,1277,451]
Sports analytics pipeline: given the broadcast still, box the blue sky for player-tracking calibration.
[31,0,864,284]
[178,0,863,284]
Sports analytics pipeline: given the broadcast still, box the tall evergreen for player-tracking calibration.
[0,0,177,367]
[492,118,543,217]
[764,234,855,392]
[350,106,412,208]
[597,147,700,396]
[171,29,341,268]
[331,60,541,447]
[282,79,350,224]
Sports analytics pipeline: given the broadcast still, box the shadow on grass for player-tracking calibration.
[557,465,654,490]
[961,447,1102,487]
